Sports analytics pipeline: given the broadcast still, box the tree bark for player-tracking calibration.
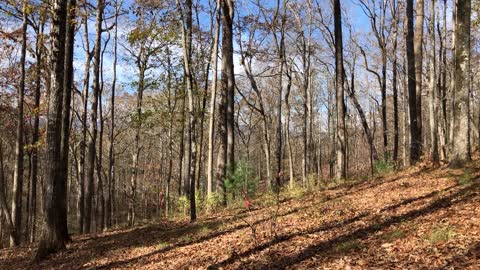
[223,0,235,185]
[35,0,69,260]
[429,0,440,165]
[30,18,45,243]
[392,1,399,162]
[414,0,424,153]
[450,0,471,166]
[406,0,421,163]
[85,0,103,232]
[10,0,28,247]
[334,0,346,179]
[207,0,221,200]
[58,0,76,241]
[106,0,120,229]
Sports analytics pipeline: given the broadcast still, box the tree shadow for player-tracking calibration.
[443,241,480,269]
[90,204,309,269]
[207,182,479,269]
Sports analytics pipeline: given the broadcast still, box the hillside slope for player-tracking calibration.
[1,162,479,269]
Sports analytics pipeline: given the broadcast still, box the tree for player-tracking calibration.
[334,0,346,179]
[414,0,425,152]
[224,0,235,186]
[450,0,471,166]
[176,0,197,221]
[428,0,439,164]
[35,0,69,260]
[207,0,221,199]
[391,0,400,162]
[358,0,391,158]
[10,0,28,247]
[406,0,421,163]
[106,0,121,229]
[59,0,76,241]
[216,0,235,205]
[85,0,103,233]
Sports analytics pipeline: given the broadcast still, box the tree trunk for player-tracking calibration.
[78,3,92,233]
[58,0,76,242]
[30,19,45,243]
[106,0,120,229]
[222,0,235,187]
[414,0,424,153]
[35,0,68,260]
[285,65,294,187]
[207,0,221,200]
[406,0,421,163]
[178,0,197,221]
[215,88,227,205]
[392,1,399,162]
[85,0,103,233]
[429,0,440,165]
[450,0,471,166]
[10,0,28,247]
[334,0,346,179]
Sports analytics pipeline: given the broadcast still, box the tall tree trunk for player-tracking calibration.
[406,0,421,163]
[207,0,221,199]
[215,88,227,205]
[450,0,471,166]
[85,0,103,233]
[178,0,197,221]
[78,4,92,233]
[414,0,424,153]
[178,94,185,196]
[223,0,235,184]
[58,0,76,242]
[429,0,440,165]
[285,65,294,187]
[448,0,457,155]
[35,0,68,260]
[438,0,448,159]
[97,81,105,231]
[274,1,285,191]
[106,0,120,229]
[129,65,145,226]
[392,1,399,162]
[165,47,177,217]
[30,20,45,243]
[334,0,346,179]
[10,0,28,247]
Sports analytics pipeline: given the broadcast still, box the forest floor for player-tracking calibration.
[1,161,480,270]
